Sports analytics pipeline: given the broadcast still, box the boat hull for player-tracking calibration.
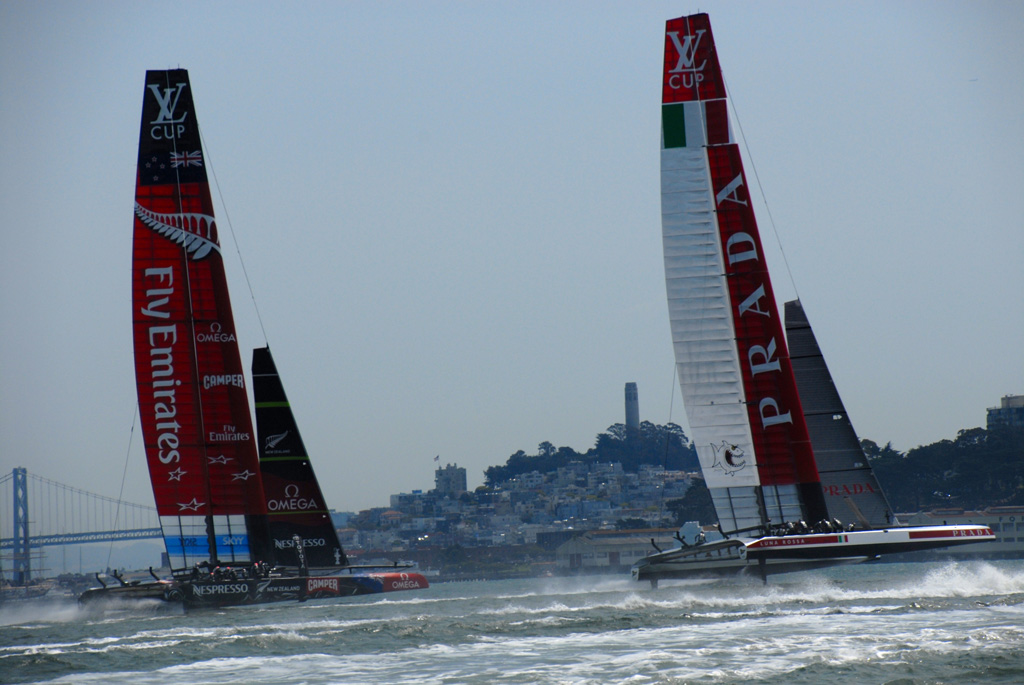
[79,571,429,608]
[79,581,176,604]
[631,525,995,583]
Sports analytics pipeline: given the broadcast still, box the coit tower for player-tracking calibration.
[625,382,639,430]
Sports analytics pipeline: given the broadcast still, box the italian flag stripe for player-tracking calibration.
[663,104,687,148]
[662,101,731,150]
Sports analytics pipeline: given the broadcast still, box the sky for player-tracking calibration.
[2,1,1022,516]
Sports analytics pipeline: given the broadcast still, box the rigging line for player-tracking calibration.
[199,123,270,347]
[722,76,801,303]
[658,363,680,523]
[106,402,141,572]
[665,362,676,427]
[196,114,272,563]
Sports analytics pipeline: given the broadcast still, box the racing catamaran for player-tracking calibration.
[81,70,427,607]
[632,14,993,585]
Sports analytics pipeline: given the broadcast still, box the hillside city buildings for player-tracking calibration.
[329,390,1024,575]
[337,460,695,554]
[333,382,693,560]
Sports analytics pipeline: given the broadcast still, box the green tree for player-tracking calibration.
[666,479,717,526]
[867,426,1024,511]
[484,422,699,486]
[616,517,649,530]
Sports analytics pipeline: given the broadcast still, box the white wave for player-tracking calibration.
[18,562,1024,684]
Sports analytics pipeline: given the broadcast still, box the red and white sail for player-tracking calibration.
[660,15,827,532]
[132,70,269,569]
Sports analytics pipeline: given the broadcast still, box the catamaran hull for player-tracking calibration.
[633,553,866,582]
[80,572,429,608]
[78,581,176,604]
[632,525,995,583]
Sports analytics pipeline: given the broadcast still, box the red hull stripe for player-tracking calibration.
[908,527,994,540]
[747,536,840,549]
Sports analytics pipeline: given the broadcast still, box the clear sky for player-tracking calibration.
[2,1,1021,514]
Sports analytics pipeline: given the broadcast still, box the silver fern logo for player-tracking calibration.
[265,431,289,450]
[134,202,220,260]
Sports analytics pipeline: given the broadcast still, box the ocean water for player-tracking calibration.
[3,560,1024,684]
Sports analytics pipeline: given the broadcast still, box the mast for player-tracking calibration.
[132,70,270,570]
[660,15,828,533]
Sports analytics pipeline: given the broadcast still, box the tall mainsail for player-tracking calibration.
[252,347,348,568]
[633,14,997,585]
[660,15,827,533]
[785,300,895,528]
[132,69,270,569]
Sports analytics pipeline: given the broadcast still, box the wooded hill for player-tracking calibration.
[483,422,1024,524]
[483,421,699,486]
[866,425,1024,512]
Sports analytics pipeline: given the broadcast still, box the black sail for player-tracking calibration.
[252,347,348,567]
[785,301,895,528]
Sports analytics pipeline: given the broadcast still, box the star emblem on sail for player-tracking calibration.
[710,440,747,475]
[208,454,233,465]
[177,498,204,512]
[134,202,220,260]
[232,470,256,481]
[167,467,187,481]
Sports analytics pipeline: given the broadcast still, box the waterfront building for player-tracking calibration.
[555,529,678,572]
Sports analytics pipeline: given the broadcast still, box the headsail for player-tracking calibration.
[132,69,269,569]
[785,300,895,528]
[252,347,348,568]
[660,15,827,533]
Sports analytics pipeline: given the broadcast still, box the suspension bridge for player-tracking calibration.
[0,467,161,584]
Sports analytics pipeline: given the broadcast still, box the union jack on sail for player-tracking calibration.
[171,150,203,167]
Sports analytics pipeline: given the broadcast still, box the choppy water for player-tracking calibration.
[3,560,1024,684]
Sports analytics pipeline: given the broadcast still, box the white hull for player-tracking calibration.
[631,525,995,584]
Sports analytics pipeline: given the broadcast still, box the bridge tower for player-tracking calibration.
[12,467,30,584]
